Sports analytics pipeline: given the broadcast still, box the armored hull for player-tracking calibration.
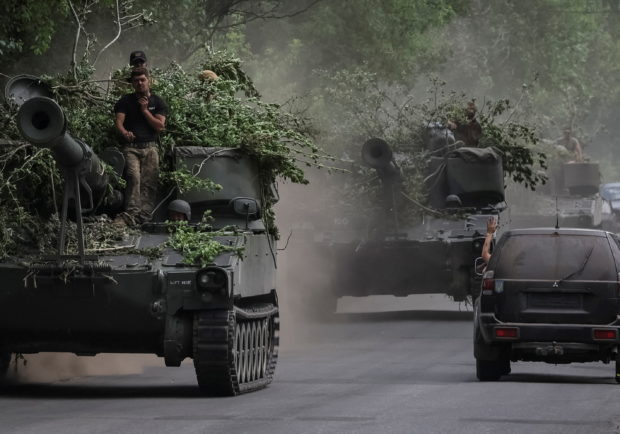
[326,213,496,302]
[331,217,491,298]
[0,229,279,395]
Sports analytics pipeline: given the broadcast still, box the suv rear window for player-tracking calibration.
[493,234,616,280]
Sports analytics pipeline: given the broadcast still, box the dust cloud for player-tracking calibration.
[273,170,468,350]
[6,353,160,383]
[274,177,334,349]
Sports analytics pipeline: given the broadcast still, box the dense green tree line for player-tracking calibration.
[3,0,620,189]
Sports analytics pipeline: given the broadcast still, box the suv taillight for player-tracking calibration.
[593,329,617,340]
[482,270,495,295]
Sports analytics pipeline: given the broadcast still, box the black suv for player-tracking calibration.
[474,228,620,382]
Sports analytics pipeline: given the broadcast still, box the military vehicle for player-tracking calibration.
[0,76,279,395]
[600,182,620,233]
[508,161,606,230]
[315,129,506,309]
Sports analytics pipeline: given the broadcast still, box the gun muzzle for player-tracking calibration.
[362,138,393,170]
[16,96,109,193]
[17,96,87,167]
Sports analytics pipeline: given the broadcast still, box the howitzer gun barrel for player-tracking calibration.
[361,137,401,180]
[361,137,402,233]
[16,96,108,191]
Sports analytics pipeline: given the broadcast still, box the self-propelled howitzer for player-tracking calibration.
[321,135,506,306]
[0,76,279,395]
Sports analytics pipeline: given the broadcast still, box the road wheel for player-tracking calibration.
[615,353,620,384]
[193,305,279,396]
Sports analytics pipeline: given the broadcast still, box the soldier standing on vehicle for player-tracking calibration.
[556,127,583,162]
[114,67,168,226]
[129,50,148,69]
[447,101,482,147]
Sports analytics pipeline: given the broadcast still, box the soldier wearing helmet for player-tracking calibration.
[167,199,191,222]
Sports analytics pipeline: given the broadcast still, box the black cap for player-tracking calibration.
[129,50,147,66]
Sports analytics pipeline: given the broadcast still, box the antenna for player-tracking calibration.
[555,196,560,230]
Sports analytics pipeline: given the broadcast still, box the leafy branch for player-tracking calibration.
[167,215,243,267]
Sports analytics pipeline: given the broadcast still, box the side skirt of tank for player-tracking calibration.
[330,239,478,299]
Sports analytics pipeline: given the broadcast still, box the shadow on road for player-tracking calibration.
[334,310,473,323]
[500,372,615,385]
[0,382,208,399]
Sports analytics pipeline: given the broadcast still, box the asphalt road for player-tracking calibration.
[0,298,619,434]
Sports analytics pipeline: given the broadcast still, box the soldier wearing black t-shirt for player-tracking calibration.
[114,67,168,225]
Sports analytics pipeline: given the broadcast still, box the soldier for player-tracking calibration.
[556,127,583,162]
[113,67,168,226]
[167,199,191,222]
[199,69,218,82]
[129,50,148,69]
[447,101,482,147]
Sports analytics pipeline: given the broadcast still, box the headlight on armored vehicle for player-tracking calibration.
[196,268,228,295]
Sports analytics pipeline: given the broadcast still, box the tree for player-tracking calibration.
[243,0,470,93]
[0,0,69,60]
[0,0,325,77]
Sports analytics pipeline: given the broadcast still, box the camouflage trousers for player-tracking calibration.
[122,144,159,224]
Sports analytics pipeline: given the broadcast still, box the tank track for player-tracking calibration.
[193,303,279,396]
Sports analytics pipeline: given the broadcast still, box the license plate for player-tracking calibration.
[527,293,583,309]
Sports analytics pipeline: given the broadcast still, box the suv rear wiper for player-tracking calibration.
[555,245,595,285]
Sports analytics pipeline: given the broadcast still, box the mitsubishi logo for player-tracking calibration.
[553,281,559,288]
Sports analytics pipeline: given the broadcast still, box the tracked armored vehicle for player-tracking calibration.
[508,162,604,230]
[316,132,506,310]
[0,77,278,395]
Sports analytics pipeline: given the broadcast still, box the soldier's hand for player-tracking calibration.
[138,96,149,112]
[124,130,135,142]
[486,216,498,234]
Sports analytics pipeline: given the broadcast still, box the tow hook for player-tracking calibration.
[150,298,166,316]
[535,342,564,357]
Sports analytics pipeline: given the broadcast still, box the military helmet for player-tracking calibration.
[168,199,191,220]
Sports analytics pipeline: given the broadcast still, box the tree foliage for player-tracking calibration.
[314,69,546,217]
[167,215,243,267]
[0,0,69,59]
[0,51,323,258]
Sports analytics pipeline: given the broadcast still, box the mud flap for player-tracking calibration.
[449,268,470,301]
[473,301,508,361]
